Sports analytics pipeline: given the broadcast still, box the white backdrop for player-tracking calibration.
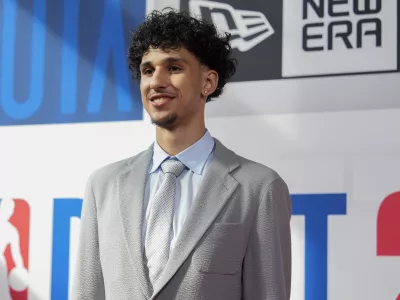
[1,108,400,300]
[1,0,400,299]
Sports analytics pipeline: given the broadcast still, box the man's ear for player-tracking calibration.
[202,70,218,96]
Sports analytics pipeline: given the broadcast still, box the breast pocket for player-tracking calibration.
[192,222,246,275]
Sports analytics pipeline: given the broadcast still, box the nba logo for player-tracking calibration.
[0,198,30,300]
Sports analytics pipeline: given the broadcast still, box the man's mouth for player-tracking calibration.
[150,96,174,107]
[151,97,171,103]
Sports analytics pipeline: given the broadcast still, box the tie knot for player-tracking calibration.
[161,158,186,177]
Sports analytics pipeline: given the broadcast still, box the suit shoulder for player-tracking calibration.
[231,154,290,209]
[87,149,149,188]
[233,153,286,187]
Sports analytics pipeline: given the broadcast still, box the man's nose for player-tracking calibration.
[150,69,169,90]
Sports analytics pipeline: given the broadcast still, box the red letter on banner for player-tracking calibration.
[377,191,400,255]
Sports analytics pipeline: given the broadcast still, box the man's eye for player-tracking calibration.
[169,66,181,72]
[142,68,153,75]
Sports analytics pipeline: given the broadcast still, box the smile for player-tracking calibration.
[150,97,174,107]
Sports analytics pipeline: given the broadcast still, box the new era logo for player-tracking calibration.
[181,0,283,81]
[0,198,30,300]
[282,0,399,77]
[182,0,399,82]
[189,0,275,51]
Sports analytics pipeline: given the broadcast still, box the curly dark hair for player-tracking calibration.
[127,8,237,102]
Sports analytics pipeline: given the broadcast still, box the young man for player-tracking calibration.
[72,8,292,300]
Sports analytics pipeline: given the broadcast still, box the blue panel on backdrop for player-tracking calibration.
[0,0,145,126]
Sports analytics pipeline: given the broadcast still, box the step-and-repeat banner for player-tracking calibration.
[0,0,399,299]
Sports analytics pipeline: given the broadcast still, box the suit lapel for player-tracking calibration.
[150,138,240,299]
[116,144,153,299]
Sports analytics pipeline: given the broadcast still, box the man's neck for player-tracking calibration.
[155,124,207,156]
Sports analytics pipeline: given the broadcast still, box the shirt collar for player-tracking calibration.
[149,129,215,175]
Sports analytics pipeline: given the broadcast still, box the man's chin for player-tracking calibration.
[151,114,178,129]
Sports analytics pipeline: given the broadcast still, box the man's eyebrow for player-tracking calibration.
[140,61,152,69]
[140,57,188,68]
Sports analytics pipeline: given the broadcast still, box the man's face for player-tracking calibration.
[139,47,213,129]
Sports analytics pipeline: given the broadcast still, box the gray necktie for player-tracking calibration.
[145,158,186,287]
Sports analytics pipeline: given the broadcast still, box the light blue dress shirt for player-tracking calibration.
[142,130,215,252]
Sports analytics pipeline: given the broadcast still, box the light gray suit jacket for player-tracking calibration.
[71,138,292,300]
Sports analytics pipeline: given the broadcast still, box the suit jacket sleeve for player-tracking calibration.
[71,174,106,300]
[242,177,292,300]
